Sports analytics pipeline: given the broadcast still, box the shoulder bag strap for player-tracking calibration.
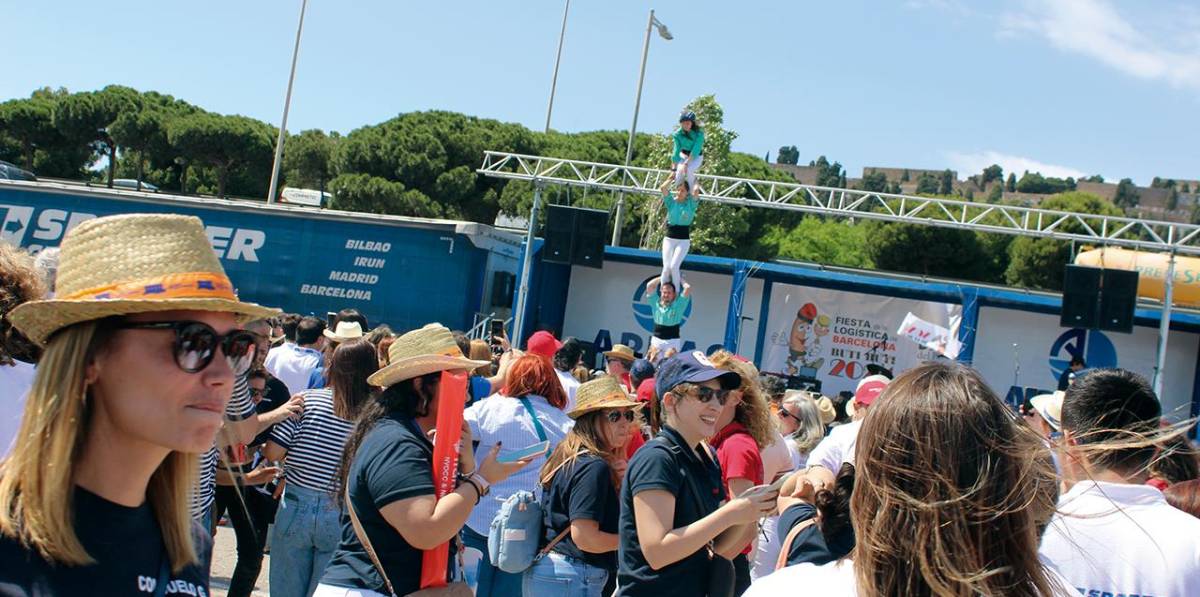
[153,555,171,597]
[535,526,573,560]
[345,485,399,597]
[774,517,819,571]
[518,397,548,442]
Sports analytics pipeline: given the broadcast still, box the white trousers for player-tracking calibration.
[661,236,690,287]
[673,154,703,190]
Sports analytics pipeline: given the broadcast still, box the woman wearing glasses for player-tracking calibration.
[0,214,276,595]
[524,376,641,597]
[776,391,827,469]
[617,352,779,596]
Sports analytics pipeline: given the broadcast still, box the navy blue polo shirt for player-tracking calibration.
[542,453,620,571]
[776,502,855,567]
[616,425,724,596]
[320,412,448,594]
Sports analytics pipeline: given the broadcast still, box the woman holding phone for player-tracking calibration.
[617,352,779,596]
[0,214,277,595]
[316,324,536,597]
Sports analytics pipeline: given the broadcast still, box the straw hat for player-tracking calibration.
[603,344,636,362]
[815,396,837,426]
[324,320,365,343]
[9,214,278,345]
[567,375,642,419]
[367,323,490,388]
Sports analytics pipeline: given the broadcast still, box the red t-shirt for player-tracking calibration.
[710,421,764,556]
[625,427,646,459]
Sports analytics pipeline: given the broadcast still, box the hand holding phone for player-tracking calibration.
[496,440,550,463]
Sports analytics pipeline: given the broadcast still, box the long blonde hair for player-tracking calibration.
[851,361,1059,597]
[0,321,199,570]
[707,351,775,449]
[539,411,621,488]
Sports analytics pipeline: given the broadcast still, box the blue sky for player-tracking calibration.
[3,0,1197,185]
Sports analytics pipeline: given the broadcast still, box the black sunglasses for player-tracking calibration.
[249,387,266,398]
[605,410,636,423]
[683,386,732,407]
[118,320,257,375]
[777,408,799,421]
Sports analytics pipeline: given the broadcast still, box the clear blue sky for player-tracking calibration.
[3,0,1197,185]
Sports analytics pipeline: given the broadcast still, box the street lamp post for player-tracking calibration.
[266,0,309,204]
[611,9,672,246]
[544,0,571,134]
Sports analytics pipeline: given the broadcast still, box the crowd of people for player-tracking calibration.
[2,210,1200,597]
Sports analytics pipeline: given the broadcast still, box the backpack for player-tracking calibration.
[487,490,544,573]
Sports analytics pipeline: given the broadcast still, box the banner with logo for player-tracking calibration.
[561,260,764,364]
[972,306,1199,420]
[760,283,961,397]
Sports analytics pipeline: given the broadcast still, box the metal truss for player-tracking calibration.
[478,151,1200,256]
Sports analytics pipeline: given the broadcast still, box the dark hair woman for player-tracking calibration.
[316,324,535,597]
[0,214,277,595]
[524,376,641,596]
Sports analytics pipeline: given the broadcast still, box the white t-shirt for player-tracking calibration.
[555,368,580,413]
[808,419,861,473]
[264,342,323,396]
[0,360,36,459]
[747,558,1077,596]
[752,431,800,580]
[1040,480,1200,597]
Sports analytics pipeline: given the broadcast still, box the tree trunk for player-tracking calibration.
[21,140,33,171]
[218,166,228,198]
[106,142,117,188]
[136,153,144,191]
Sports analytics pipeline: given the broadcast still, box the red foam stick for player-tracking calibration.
[419,369,468,589]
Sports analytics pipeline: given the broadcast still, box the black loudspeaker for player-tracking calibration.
[543,205,608,269]
[1099,268,1138,333]
[1061,265,1101,328]
[543,206,576,264]
[490,271,515,308]
[572,208,609,269]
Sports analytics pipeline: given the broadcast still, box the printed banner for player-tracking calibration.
[420,370,468,588]
[897,312,961,359]
[760,284,961,396]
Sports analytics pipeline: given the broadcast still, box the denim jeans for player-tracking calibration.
[269,484,343,597]
[522,552,609,597]
[460,525,523,597]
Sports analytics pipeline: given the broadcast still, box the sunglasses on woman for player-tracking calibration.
[117,320,257,375]
[605,410,636,423]
[777,408,799,421]
[680,385,732,407]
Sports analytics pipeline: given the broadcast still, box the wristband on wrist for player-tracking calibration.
[468,472,491,496]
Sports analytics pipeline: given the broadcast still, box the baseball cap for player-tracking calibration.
[655,350,741,401]
[853,374,890,408]
[630,358,656,386]
[526,330,562,359]
[636,377,656,403]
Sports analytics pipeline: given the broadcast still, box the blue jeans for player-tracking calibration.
[269,484,343,597]
[522,552,609,597]
[461,525,523,597]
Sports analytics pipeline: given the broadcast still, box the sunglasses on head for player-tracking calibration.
[677,385,731,407]
[605,410,636,423]
[117,320,257,375]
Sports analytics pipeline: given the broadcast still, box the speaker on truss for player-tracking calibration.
[1060,265,1101,329]
[543,205,609,269]
[1099,268,1139,333]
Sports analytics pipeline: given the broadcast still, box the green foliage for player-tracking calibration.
[0,97,57,170]
[981,164,1003,185]
[860,170,887,192]
[808,156,844,188]
[1004,192,1123,290]
[327,173,443,218]
[776,145,799,165]
[867,222,997,282]
[1016,171,1075,194]
[901,169,910,182]
[282,129,336,193]
[51,85,139,186]
[761,217,872,268]
[986,183,1004,203]
[1113,177,1139,209]
[938,169,954,195]
[1080,174,1104,183]
[1005,172,1017,192]
[110,109,168,188]
[168,113,274,197]
[915,173,939,194]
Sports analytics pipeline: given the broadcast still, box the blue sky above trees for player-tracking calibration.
[3,0,1196,185]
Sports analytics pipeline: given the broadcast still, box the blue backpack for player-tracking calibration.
[488,490,545,573]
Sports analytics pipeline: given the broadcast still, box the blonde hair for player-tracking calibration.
[780,391,825,453]
[468,340,492,377]
[0,321,198,570]
[707,351,775,449]
[539,410,620,488]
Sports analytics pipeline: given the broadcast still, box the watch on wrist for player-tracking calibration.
[468,472,491,496]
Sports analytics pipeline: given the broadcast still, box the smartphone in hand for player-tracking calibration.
[496,441,550,463]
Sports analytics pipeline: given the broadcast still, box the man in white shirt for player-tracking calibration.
[806,374,889,486]
[265,315,326,395]
[552,338,584,412]
[1040,368,1200,596]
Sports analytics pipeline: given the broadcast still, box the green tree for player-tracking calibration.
[168,113,274,198]
[1016,172,1074,194]
[1004,192,1123,289]
[981,164,1003,185]
[868,222,995,281]
[52,85,139,187]
[1080,174,1104,183]
[776,145,799,165]
[328,172,443,217]
[901,169,910,182]
[809,156,844,187]
[860,170,887,192]
[282,129,337,195]
[0,97,58,170]
[938,169,954,195]
[110,109,168,190]
[1113,177,1139,209]
[915,173,939,194]
[760,217,872,268]
[986,183,1004,202]
[1005,172,1017,192]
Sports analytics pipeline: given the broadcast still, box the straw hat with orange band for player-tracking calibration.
[9,213,278,345]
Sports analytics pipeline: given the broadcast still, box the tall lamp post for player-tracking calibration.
[611,9,672,246]
[266,0,309,204]
[544,0,571,133]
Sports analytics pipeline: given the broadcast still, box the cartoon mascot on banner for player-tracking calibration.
[786,303,829,375]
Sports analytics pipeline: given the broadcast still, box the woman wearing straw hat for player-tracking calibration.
[524,376,640,597]
[0,214,277,595]
[317,324,536,597]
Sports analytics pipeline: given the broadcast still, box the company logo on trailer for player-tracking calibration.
[632,276,693,332]
[1048,328,1117,380]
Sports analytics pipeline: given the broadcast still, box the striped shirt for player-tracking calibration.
[269,388,354,492]
[190,374,255,520]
